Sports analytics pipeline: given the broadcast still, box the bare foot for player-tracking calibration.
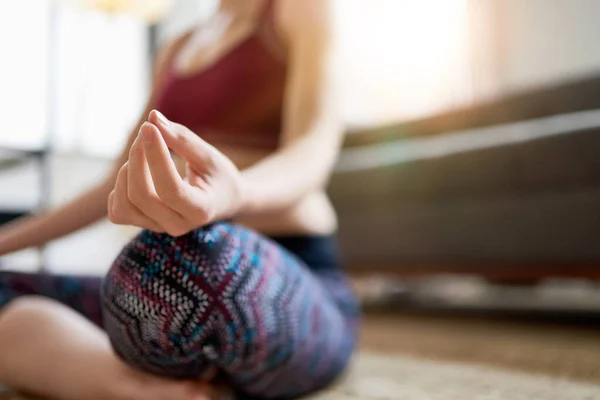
[0,297,229,400]
[117,365,226,400]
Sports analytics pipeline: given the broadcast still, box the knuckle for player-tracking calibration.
[109,215,124,225]
[114,173,126,190]
[107,201,120,224]
[165,223,190,237]
[197,198,215,219]
[113,184,125,199]
[109,206,126,224]
[202,153,216,169]
[127,187,148,207]
[195,207,210,224]
[184,202,210,226]
[157,185,187,204]
[129,137,143,155]
[149,225,166,234]
[166,228,186,237]
[107,209,118,223]
[174,127,190,146]
[117,163,128,178]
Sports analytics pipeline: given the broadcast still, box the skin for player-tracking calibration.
[0,0,342,399]
[0,297,218,400]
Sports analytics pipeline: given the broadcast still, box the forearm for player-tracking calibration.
[0,105,151,257]
[240,135,338,215]
[0,35,184,257]
[0,180,113,256]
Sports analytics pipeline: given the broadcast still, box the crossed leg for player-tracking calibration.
[0,296,216,400]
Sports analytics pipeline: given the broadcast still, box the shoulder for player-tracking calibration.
[274,0,334,42]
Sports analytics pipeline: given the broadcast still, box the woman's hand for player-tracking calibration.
[108,110,245,236]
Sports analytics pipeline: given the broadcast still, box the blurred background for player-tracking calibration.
[2,1,600,398]
[1,0,600,331]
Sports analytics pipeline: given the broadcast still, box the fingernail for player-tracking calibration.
[141,122,154,146]
[154,110,170,127]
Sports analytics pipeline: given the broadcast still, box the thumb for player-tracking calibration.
[148,110,215,167]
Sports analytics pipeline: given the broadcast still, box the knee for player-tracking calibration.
[102,226,235,377]
[0,296,57,322]
[107,224,242,289]
[106,225,232,288]
[0,297,68,347]
[120,224,227,257]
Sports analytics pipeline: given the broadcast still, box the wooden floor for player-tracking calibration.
[360,311,600,383]
[3,310,600,399]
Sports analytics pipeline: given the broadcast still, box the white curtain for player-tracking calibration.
[0,1,50,150]
[335,0,473,128]
[53,7,149,157]
[0,0,149,157]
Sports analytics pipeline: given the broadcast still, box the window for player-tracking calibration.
[335,0,471,128]
[0,1,149,157]
[0,0,50,150]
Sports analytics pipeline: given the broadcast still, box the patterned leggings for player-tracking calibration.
[0,223,359,399]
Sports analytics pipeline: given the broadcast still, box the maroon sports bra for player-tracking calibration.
[153,0,287,149]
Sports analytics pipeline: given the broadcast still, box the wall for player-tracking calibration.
[334,0,472,128]
[496,0,600,93]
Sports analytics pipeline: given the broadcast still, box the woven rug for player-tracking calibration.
[3,313,600,399]
[3,351,599,400]
[312,351,600,400]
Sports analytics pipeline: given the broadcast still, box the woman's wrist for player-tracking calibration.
[0,233,11,257]
[235,175,259,217]
[0,223,28,257]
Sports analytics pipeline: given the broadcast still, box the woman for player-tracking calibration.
[0,0,359,399]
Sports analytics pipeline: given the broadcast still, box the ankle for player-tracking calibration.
[106,362,151,400]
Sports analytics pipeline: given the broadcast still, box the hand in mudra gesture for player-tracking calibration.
[108,110,245,236]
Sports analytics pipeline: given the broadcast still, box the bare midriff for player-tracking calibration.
[177,144,337,236]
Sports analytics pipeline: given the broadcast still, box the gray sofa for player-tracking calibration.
[330,76,600,280]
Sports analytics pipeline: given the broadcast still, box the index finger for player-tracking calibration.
[148,110,216,167]
[140,122,199,215]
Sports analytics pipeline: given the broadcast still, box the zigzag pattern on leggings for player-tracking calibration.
[102,223,357,399]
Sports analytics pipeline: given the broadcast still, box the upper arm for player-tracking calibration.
[277,0,343,149]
